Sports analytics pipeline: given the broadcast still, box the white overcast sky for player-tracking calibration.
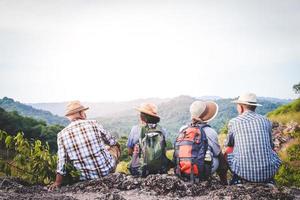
[0,0,299,103]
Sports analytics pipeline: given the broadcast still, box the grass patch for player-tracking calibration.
[268,99,300,124]
[116,161,130,174]
[268,112,300,124]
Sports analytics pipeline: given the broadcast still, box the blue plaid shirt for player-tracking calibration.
[225,111,281,182]
[57,119,117,180]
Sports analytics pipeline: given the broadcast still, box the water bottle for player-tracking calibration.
[204,150,212,179]
[205,150,212,162]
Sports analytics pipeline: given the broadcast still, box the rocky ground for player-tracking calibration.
[1,174,299,200]
[272,121,299,151]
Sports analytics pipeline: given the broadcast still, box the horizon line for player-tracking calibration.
[0,95,295,104]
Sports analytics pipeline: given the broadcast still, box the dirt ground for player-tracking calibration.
[0,174,299,200]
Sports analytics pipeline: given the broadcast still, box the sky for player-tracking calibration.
[0,0,299,103]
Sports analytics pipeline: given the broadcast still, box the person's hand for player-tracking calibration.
[48,181,61,191]
[115,142,121,149]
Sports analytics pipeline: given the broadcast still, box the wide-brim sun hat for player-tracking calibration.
[190,100,219,123]
[65,100,89,116]
[136,103,160,118]
[232,93,262,106]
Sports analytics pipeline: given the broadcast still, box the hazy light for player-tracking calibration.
[0,0,299,102]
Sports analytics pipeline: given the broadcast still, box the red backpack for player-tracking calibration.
[173,124,211,182]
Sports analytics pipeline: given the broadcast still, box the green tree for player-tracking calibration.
[293,82,300,94]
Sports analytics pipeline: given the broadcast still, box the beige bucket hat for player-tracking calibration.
[232,93,262,106]
[136,103,160,118]
[65,100,89,116]
[190,100,219,123]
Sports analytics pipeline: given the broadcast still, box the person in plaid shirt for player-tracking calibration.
[49,101,120,190]
[225,93,281,185]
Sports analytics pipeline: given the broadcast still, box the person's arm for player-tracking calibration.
[160,127,169,149]
[97,122,117,146]
[162,127,169,138]
[127,126,138,156]
[225,122,234,147]
[128,147,133,156]
[269,120,275,150]
[48,174,63,191]
[225,133,234,147]
[205,127,221,157]
[49,135,66,190]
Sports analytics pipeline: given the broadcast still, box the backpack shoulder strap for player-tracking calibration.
[155,124,162,131]
[139,125,148,144]
[139,123,159,142]
[197,123,210,133]
[196,123,209,144]
[154,124,165,137]
[179,124,189,133]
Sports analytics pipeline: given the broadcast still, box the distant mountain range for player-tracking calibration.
[29,98,170,118]
[95,95,288,141]
[0,96,290,142]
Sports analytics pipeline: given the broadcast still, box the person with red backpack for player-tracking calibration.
[174,100,228,184]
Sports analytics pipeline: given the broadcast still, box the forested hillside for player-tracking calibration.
[0,108,63,151]
[0,97,68,126]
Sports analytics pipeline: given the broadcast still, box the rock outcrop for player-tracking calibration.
[0,174,299,200]
[272,121,300,152]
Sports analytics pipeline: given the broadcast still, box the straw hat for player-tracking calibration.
[65,101,89,116]
[232,93,262,106]
[190,100,218,123]
[136,103,160,118]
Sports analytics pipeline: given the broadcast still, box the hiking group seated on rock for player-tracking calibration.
[49,92,281,190]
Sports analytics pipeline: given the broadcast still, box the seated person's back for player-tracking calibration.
[226,93,281,183]
[174,100,228,184]
[57,119,117,180]
[127,103,171,176]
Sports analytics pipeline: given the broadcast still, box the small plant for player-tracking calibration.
[0,130,57,184]
[0,130,79,185]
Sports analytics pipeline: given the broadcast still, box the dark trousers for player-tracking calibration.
[230,173,275,185]
[216,152,229,184]
[223,149,275,185]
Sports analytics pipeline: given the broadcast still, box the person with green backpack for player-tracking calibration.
[127,103,172,177]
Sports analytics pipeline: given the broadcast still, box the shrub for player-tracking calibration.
[275,161,300,187]
[0,130,79,185]
[0,130,57,184]
[275,136,300,187]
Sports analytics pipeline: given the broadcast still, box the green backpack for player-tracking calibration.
[138,124,169,177]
